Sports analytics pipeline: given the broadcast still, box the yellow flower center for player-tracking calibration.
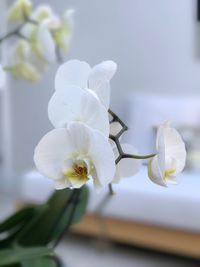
[64,164,89,184]
[164,168,176,182]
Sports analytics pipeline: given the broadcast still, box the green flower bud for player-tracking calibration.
[33,5,53,22]
[53,25,71,51]
[6,63,40,82]
[8,0,32,22]
[15,40,30,61]
[52,9,74,51]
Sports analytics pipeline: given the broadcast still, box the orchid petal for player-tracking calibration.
[148,156,167,187]
[88,128,116,187]
[34,128,74,180]
[48,85,109,137]
[34,122,116,189]
[55,60,91,90]
[90,61,117,82]
[88,61,117,108]
[37,23,56,63]
[113,144,141,183]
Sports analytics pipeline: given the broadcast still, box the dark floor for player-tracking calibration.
[56,234,200,267]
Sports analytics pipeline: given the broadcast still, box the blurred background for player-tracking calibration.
[1,0,200,266]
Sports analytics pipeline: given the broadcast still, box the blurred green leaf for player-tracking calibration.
[67,186,88,225]
[0,207,36,234]
[21,257,58,267]
[16,187,88,247]
[0,247,54,266]
[49,186,89,247]
[0,207,39,249]
[0,205,49,249]
[0,226,23,249]
[3,264,20,267]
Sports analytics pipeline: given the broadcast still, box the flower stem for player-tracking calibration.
[122,153,156,159]
[0,30,19,43]
[109,109,156,164]
[0,17,38,44]
[108,109,128,139]
[108,183,115,195]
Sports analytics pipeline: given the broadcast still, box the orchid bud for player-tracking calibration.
[8,0,32,22]
[6,62,40,82]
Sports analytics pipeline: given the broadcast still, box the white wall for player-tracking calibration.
[4,0,200,175]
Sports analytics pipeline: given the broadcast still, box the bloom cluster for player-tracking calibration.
[34,59,187,191]
[2,0,74,81]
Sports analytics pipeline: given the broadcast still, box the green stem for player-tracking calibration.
[0,30,18,43]
[0,22,25,44]
[109,110,156,163]
[108,183,115,195]
[0,18,38,44]
[123,153,156,159]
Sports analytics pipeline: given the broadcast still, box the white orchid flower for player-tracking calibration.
[148,122,186,186]
[8,0,32,22]
[111,143,141,183]
[48,85,110,137]
[55,59,117,109]
[0,65,5,89]
[5,40,40,82]
[34,122,116,190]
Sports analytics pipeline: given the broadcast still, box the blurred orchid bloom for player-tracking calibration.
[33,22,56,63]
[0,65,5,89]
[55,59,117,109]
[112,143,142,183]
[31,4,54,22]
[148,122,186,186]
[21,22,56,64]
[5,2,74,81]
[48,85,110,137]
[52,9,75,51]
[31,4,60,32]
[5,40,40,82]
[34,122,116,190]
[32,5,74,51]
[8,0,32,22]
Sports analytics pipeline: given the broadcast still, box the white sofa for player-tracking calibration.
[22,167,200,232]
[21,167,200,258]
